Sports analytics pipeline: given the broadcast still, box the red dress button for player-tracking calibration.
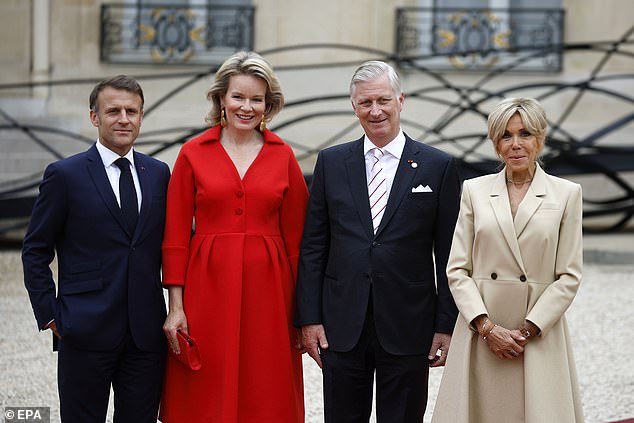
[235,208,243,215]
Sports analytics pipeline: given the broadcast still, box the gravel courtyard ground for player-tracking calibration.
[1,246,632,422]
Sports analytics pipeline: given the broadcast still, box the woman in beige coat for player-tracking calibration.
[432,98,584,423]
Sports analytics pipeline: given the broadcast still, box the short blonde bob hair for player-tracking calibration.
[487,97,548,154]
[205,51,284,126]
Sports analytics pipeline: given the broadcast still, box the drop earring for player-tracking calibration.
[259,117,266,132]
[220,108,227,128]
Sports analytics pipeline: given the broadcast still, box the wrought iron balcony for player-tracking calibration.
[396,7,564,71]
[100,3,254,65]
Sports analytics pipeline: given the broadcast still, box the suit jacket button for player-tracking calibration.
[491,272,497,280]
[371,241,379,247]
[520,275,527,282]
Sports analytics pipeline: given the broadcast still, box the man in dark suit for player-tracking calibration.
[22,75,170,422]
[295,61,461,422]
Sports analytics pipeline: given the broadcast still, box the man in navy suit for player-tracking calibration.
[296,61,461,422]
[22,75,170,422]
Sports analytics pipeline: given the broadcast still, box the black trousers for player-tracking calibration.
[321,301,430,423]
[57,332,165,423]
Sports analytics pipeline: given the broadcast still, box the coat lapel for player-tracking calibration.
[489,169,526,273]
[375,137,419,236]
[133,152,151,242]
[344,138,374,239]
[514,164,546,237]
[85,144,130,236]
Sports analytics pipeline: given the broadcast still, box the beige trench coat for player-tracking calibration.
[432,165,584,423]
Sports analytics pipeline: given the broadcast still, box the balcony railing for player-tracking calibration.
[100,3,254,65]
[396,7,564,72]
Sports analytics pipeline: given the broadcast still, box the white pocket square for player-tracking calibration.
[411,184,433,193]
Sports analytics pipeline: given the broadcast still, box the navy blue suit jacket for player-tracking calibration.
[22,144,170,352]
[295,134,461,355]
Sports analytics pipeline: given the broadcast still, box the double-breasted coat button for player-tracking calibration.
[520,275,527,282]
[491,273,497,280]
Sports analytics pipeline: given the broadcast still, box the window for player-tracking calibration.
[396,0,563,71]
[101,0,254,65]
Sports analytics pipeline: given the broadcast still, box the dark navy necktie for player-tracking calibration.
[114,157,138,234]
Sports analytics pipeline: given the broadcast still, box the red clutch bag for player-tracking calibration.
[171,330,202,371]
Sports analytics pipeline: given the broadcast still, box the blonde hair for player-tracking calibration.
[487,97,548,155]
[205,51,284,126]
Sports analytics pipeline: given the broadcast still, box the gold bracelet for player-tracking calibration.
[480,318,490,337]
[483,324,497,341]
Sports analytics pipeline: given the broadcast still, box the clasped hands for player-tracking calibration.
[473,315,539,360]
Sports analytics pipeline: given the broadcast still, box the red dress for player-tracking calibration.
[159,126,308,422]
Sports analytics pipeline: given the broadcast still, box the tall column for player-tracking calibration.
[32,0,50,98]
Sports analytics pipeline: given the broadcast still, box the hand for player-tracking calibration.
[295,328,306,354]
[516,320,540,347]
[163,309,188,355]
[428,332,451,367]
[301,324,329,368]
[47,321,61,339]
[485,325,525,360]
[514,328,530,347]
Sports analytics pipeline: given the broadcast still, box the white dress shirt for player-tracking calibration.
[96,140,142,211]
[363,130,406,200]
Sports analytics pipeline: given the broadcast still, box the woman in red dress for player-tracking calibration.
[159,51,308,422]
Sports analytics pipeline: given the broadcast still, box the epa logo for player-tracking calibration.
[4,407,50,422]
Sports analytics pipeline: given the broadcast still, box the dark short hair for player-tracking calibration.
[89,75,144,112]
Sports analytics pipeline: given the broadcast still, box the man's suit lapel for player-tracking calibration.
[489,170,526,273]
[375,137,418,236]
[344,139,374,239]
[85,144,132,238]
[133,152,151,242]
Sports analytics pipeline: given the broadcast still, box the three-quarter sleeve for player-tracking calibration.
[525,184,583,335]
[446,180,489,325]
[162,146,196,286]
[279,146,309,282]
